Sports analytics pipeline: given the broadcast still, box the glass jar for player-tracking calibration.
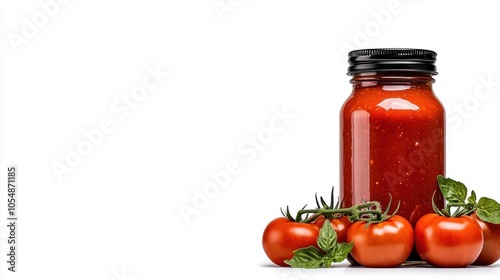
[340,49,445,226]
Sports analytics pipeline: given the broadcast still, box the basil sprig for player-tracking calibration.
[434,175,500,224]
[284,221,353,268]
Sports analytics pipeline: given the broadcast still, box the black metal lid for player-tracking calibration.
[347,48,437,75]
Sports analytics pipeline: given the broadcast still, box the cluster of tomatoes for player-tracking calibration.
[262,189,500,268]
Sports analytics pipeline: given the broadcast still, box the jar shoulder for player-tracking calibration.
[341,87,444,115]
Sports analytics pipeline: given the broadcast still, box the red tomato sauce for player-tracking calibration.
[340,74,445,225]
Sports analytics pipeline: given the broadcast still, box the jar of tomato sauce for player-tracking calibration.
[340,49,445,226]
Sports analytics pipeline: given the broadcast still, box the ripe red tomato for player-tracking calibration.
[262,217,320,266]
[415,213,484,267]
[347,215,414,267]
[471,213,500,265]
[312,216,351,243]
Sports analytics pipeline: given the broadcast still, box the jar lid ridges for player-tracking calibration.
[347,48,437,75]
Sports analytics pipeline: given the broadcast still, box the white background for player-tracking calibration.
[1,0,500,279]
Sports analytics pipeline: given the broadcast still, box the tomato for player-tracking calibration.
[347,215,414,267]
[312,216,351,243]
[471,213,500,265]
[262,217,320,266]
[415,213,484,267]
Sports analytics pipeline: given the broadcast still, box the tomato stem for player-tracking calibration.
[296,201,385,223]
[443,202,477,218]
[283,189,398,223]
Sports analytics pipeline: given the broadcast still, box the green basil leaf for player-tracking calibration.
[476,197,500,224]
[468,190,477,205]
[284,247,324,268]
[329,242,354,263]
[284,221,352,268]
[322,255,334,268]
[437,175,468,204]
[317,220,337,254]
